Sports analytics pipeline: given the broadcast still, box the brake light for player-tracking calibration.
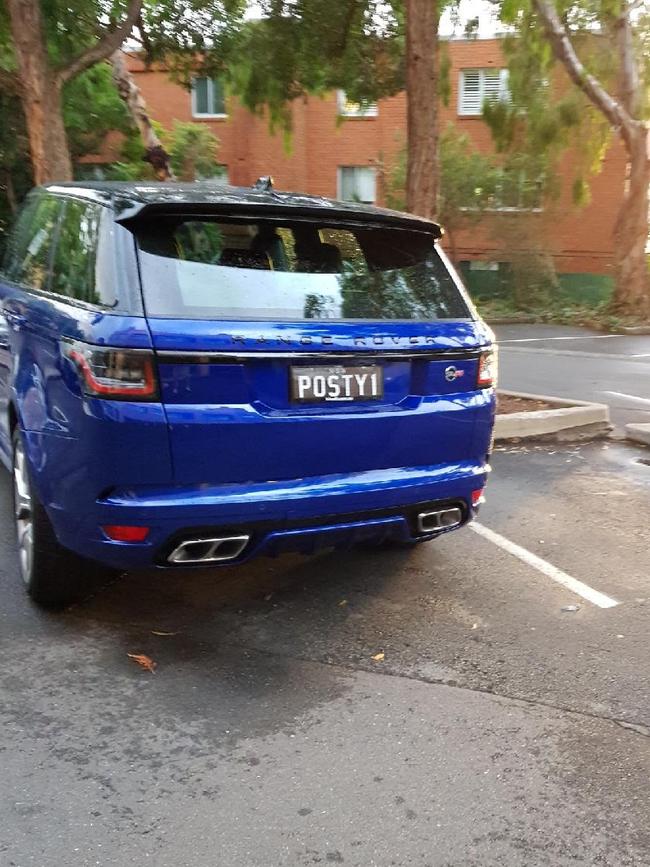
[63,340,158,400]
[477,349,497,389]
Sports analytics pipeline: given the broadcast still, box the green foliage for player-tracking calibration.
[165,121,221,181]
[0,92,31,244]
[63,63,134,159]
[102,120,223,182]
[1,62,136,234]
[222,3,405,134]
[489,1,648,208]
[437,125,498,229]
[387,124,553,260]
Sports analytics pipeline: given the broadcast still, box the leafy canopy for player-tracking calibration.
[489,0,648,203]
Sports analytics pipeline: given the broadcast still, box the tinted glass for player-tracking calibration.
[211,80,226,115]
[1,196,39,280]
[3,195,61,290]
[51,200,108,304]
[193,77,209,114]
[135,218,470,321]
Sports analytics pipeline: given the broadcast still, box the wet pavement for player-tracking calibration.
[494,324,650,431]
[2,436,650,866]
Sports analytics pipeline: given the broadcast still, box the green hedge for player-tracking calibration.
[460,266,613,307]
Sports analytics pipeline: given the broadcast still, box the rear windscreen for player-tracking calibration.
[134,218,471,321]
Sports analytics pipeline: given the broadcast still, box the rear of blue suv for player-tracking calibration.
[0,182,496,607]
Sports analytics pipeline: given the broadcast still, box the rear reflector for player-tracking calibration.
[472,489,485,506]
[102,525,150,543]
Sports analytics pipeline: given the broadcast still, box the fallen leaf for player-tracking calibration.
[151,630,177,636]
[127,653,157,673]
[371,652,385,662]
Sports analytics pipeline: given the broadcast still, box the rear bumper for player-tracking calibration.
[50,459,489,570]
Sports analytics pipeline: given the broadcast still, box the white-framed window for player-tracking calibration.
[191,77,227,118]
[458,169,544,213]
[197,164,229,183]
[336,90,378,118]
[491,169,544,211]
[337,166,377,204]
[458,68,509,116]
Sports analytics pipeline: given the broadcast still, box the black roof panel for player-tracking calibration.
[43,181,442,236]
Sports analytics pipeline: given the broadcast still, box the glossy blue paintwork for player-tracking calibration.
[52,458,489,570]
[0,196,496,573]
[146,316,492,353]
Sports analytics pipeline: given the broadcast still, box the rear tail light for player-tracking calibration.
[477,349,498,389]
[472,489,485,506]
[63,340,158,400]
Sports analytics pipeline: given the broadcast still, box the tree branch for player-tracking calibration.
[611,3,640,119]
[532,0,635,143]
[58,0,143,84]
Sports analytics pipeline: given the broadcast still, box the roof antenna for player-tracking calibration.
[254,176,274,191]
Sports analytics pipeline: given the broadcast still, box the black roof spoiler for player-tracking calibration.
[115,199,442,237]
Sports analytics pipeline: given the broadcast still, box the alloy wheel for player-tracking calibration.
[13,438,33,585]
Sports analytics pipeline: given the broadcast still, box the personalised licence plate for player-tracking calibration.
[290,365,384,403]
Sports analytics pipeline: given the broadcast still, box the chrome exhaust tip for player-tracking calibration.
[417,507,463,534]
[168,535,250,565]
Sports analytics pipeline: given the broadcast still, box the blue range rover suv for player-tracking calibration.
[0,182,496,606]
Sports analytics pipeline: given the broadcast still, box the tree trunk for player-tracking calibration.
[110,51,175,181]
[3,172,18,214]
[5,0,73,184]
[611,126,650,319]
[405,0,439,220]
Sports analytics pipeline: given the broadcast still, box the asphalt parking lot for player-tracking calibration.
[2,326,650,866]
[494,324,650,431]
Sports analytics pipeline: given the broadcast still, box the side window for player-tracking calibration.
[51,200,105,305]
[4,195,61,290]
[1,197,38,279]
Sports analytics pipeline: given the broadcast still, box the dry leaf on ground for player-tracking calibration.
[127,653,157,673]
[371,652,385,662]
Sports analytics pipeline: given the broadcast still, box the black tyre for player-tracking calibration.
[12,428,94,608]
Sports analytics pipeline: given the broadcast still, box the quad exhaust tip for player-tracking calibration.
[417,507,463,535]
[168,535,250,565]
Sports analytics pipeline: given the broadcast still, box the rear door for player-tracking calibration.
[133,213,492,486]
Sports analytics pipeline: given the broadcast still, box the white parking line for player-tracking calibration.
[603,391,650,406]
[500,347,650,360]
[469,522,619,609]
[499,335,627,344]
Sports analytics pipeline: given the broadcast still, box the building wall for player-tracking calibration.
[125,41,625,276]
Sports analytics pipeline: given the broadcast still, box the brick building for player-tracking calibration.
[119,39,625,284]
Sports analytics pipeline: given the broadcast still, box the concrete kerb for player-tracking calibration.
[495,389,612,442]
[618,325,650,336]
[625,423,650,447]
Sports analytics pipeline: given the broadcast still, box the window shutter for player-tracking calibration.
[337,90,378,117]
[460,70,481,115]
[482,69,502,105]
